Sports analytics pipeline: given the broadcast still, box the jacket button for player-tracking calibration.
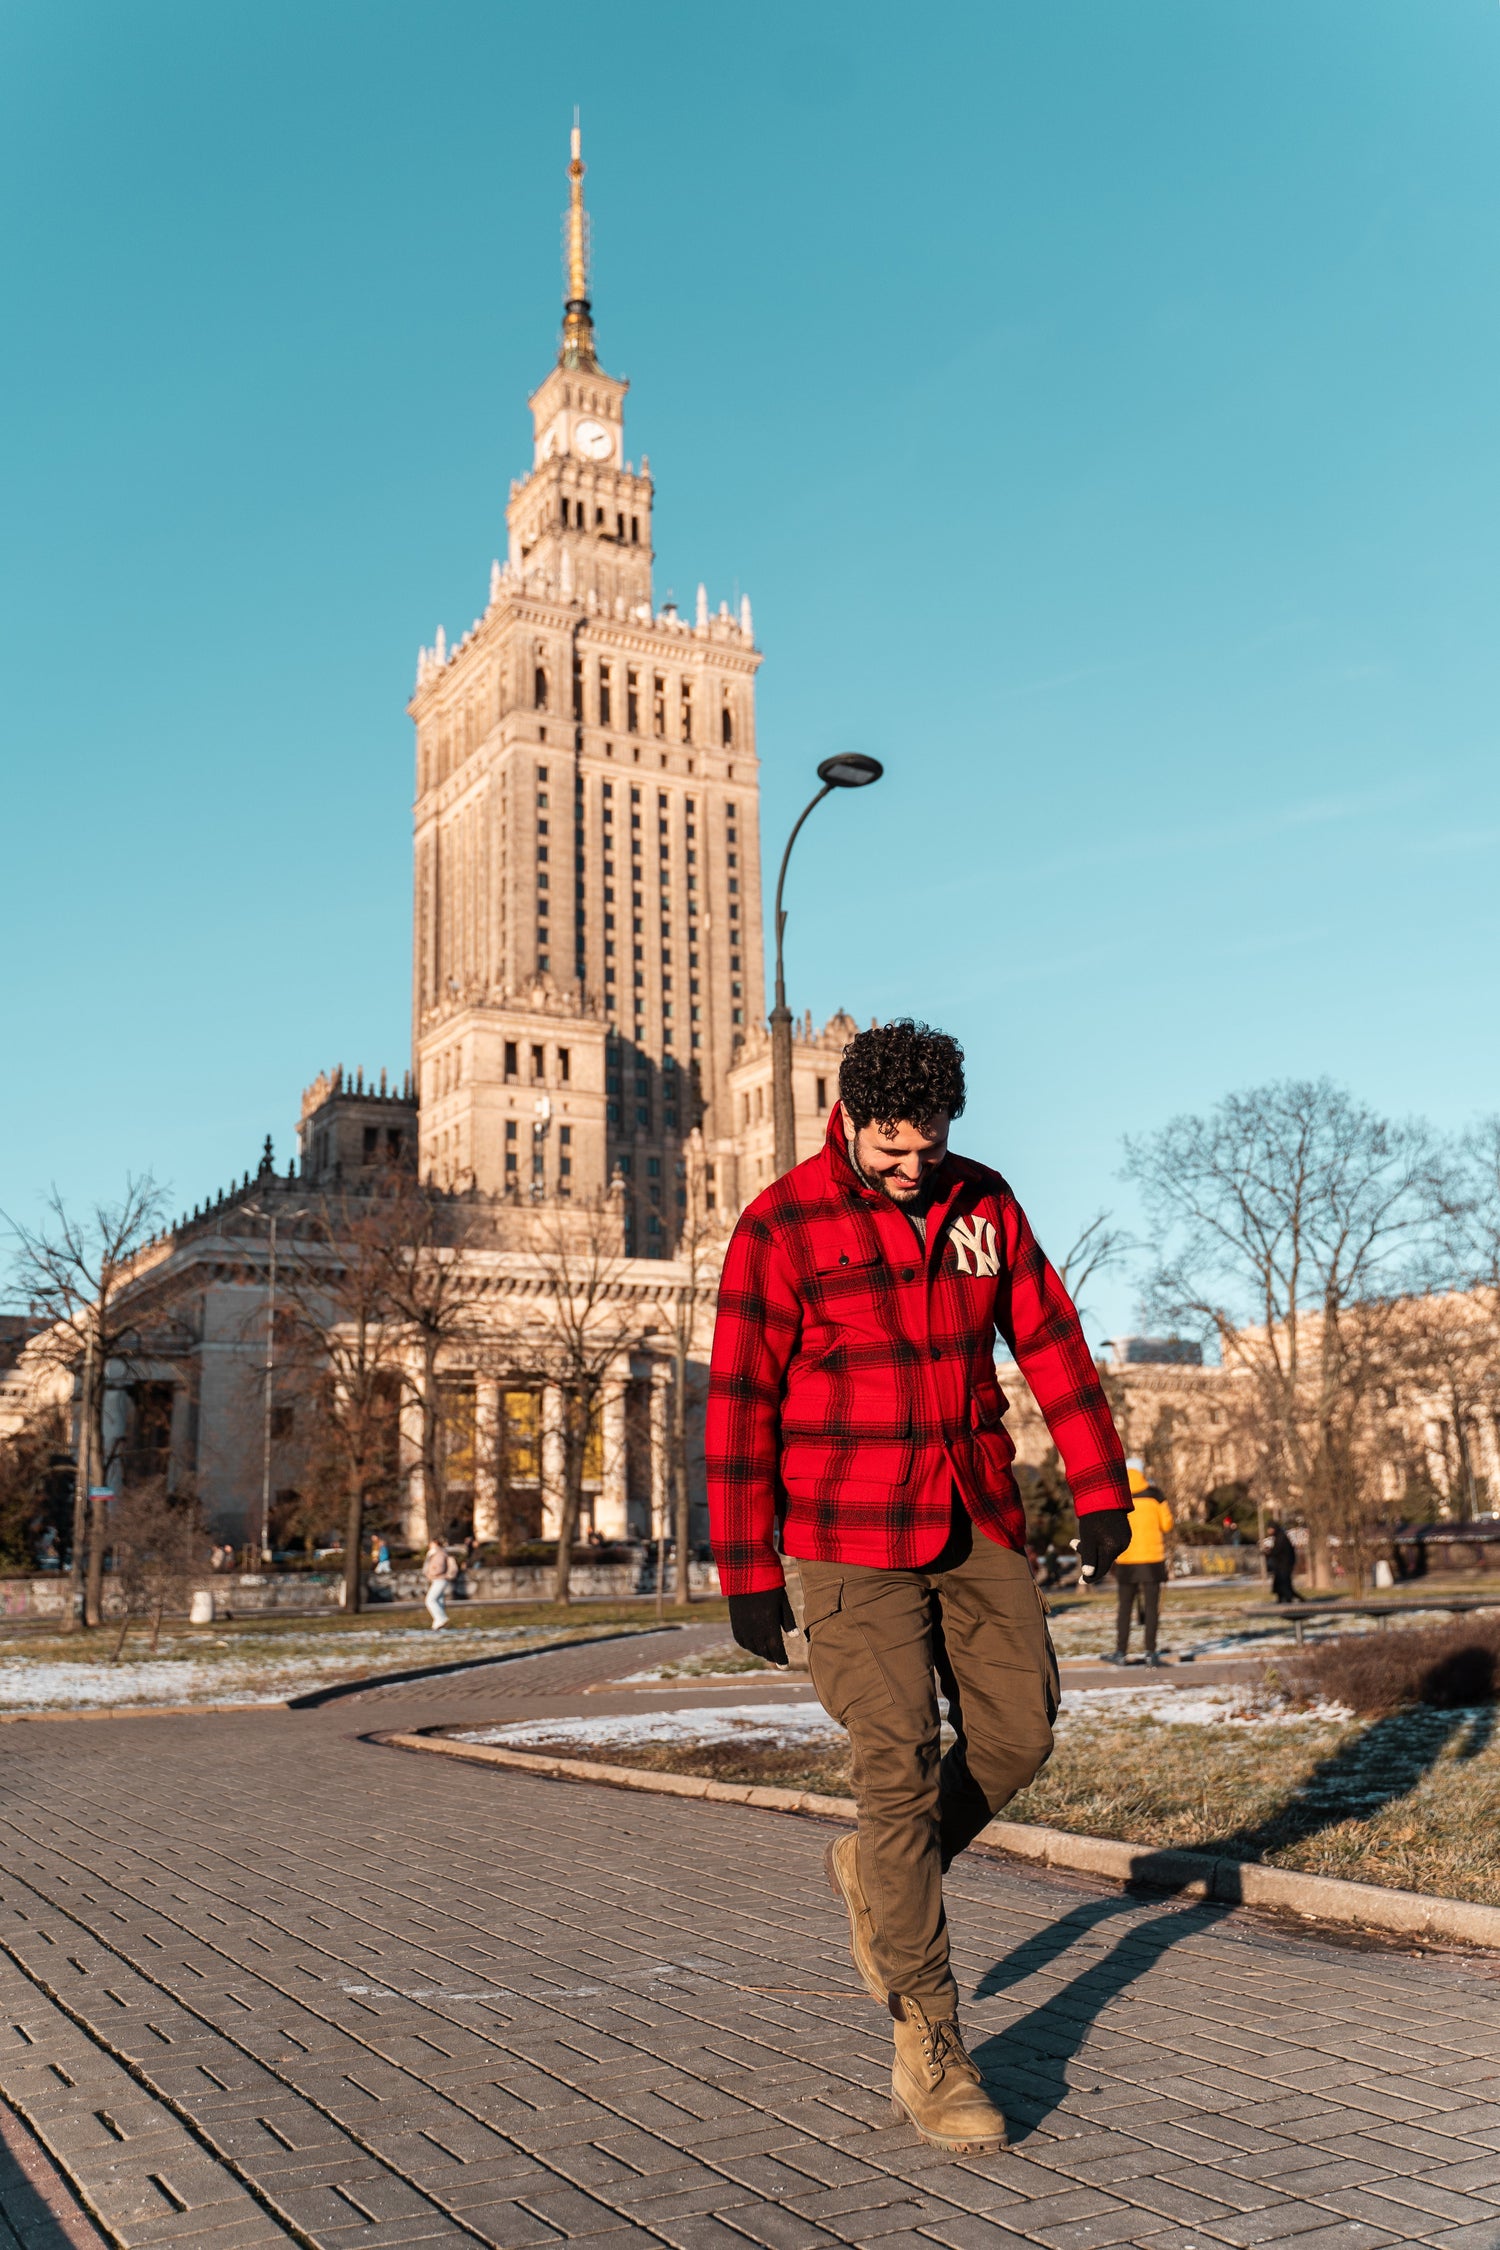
[930,1346,942,1361]
[839,1253,849,1267]
[900,1266,914,1282]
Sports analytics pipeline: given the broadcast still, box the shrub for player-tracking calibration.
[1281,1617,1500,1717]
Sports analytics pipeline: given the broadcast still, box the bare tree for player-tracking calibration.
[1124,1080,1440,1588]
[4,1177,169,1628]
[107,1475,208,1660]
[517,1190,636,1604]
[276,1191,408,1614]
[0,1399,70,1570]
[661,1135,727,1604]
[1392,1117,1500,1520]
[1058,1210,1136,1321]
[365,1172,487,1546]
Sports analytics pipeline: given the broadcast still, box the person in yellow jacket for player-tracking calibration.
[1101,1463,1173,1667]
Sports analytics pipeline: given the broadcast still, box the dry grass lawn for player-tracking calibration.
[503,1685,1500,1908]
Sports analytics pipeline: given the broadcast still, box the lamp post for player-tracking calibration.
[770,754,884,1178]
[241,1200,311,1565]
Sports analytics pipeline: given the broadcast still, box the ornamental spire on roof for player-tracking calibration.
[559,115,598,372]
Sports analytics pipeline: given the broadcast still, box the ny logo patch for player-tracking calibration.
[950,1215,1001,1278]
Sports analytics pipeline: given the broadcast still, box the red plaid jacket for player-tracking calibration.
[706,1105,1129,1594]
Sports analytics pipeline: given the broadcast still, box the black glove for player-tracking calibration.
[728,1586,796,1666]
[1075,1509,1133,1584]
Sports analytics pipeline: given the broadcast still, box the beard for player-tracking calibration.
[876,1167,936,1209]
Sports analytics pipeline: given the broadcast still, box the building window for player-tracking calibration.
[534,664,548,710]
[572,652,583,721]
[558,1047,570,1084]
[504,1042,518,1080]
[680,683,693,742]
[652,674,666,736]
[627,668,639,731]
[599,665,612,725]
[530,1044,544,1082]
[721,698,733,747]
[816,1077,828,1111]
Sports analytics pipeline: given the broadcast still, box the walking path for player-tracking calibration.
[0,1628,1498,2248]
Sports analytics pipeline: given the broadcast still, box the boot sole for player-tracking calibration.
[824,1837,887,2004]
[890,2093,1007,2153]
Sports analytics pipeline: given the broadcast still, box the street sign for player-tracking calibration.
[87,1487,113,1502]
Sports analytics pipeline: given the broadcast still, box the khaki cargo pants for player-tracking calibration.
[798,1523,1059,2016]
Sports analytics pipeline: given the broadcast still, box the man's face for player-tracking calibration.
[849,1113,951,1204]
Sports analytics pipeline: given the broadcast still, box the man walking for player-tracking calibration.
[1103,1464,1173,1667]
[1263,1519,1301,1604]
[707,1021,1132,2152]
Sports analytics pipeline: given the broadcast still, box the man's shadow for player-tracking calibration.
[967,1698,1496,2139]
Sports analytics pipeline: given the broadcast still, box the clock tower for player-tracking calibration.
[408,126,765,1250]
[508,127,654,617]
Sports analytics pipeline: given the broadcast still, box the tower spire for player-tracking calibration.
[560,113,599,372]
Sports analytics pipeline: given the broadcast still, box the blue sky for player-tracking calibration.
[4,0,1499,1344]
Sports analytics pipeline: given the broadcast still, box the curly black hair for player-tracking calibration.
[837,1019,966,1131]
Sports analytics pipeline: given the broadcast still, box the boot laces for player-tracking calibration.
[925,2019,979,2083]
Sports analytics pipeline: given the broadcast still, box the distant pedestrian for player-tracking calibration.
[371,1537,392,1576]
[422,1539,457,1629]
[1102,1465,1173,1667]
[1263,1522,1301,1604]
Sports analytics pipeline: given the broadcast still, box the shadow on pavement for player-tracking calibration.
[0,2106,105,2247]
[970,1890,1232,2138]
[968,1700,1495,2138]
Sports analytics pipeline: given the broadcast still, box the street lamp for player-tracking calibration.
[241,1200,311,1565]
[770,753,884,1177]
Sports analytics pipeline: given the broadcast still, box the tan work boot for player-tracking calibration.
[890,1996,1007,2152]
[824,1832,885,2004]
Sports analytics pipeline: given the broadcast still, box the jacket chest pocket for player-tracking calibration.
[804,1243,893,1340]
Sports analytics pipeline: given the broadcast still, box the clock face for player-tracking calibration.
[573,417,613,462]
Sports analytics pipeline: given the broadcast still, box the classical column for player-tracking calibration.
[649,1365,670,1564]
[595,1377,628,1541]
[399,1374,427,1548]
[99,1371,129,1490]
[540,1383,564,1542]
[473,1379,501,1543]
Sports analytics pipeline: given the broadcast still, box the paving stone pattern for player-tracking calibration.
[0,1630,1497,2248]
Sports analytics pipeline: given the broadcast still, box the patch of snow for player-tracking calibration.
[458,1703,845,1754]
[1059,1684,1352,1728]
[0,1660,294,1711]
[0,1623,614,1713]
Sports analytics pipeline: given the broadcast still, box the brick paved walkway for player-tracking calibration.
[1,1629,1498,2249]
